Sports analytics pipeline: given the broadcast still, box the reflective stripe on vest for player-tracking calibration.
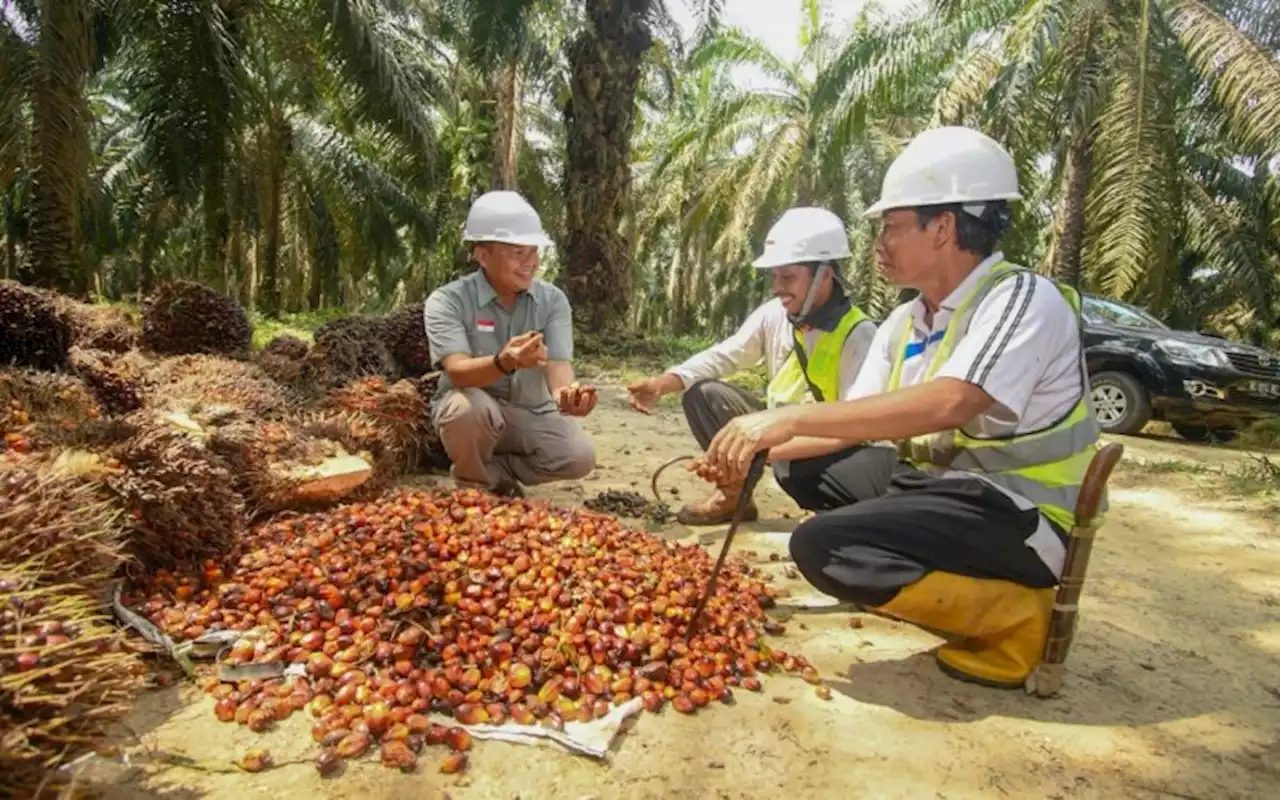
[886,262,1104,531]
[766,305,869,409]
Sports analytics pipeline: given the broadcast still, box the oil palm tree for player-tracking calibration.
[819,0,1280,322]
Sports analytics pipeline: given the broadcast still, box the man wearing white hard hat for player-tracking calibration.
[626,206,877,525]
[702,127,1104,689]
[423,190,597,496]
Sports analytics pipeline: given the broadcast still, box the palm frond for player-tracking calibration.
[1168,0,1280,159]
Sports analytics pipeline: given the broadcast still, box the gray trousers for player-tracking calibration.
[433,388,596,487]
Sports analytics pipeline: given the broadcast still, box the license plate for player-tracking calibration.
[1247,380,1280,400]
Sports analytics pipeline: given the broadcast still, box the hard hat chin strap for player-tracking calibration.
[788,263,833,326]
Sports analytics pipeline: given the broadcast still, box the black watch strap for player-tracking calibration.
[493,352,515,375]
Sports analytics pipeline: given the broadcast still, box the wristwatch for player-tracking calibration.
[493,352,516,375]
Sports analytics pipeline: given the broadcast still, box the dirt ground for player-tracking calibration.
[90,382,1280,800]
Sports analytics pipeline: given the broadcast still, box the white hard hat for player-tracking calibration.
[863,126,1022,219]
[462,190,554,247]
[752,207,852,269]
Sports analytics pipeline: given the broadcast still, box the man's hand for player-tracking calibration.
[706,407,803,481]
[499,331,547,371]
[556,382,598,417]
[626,373,683,415]
[685,457,726,485]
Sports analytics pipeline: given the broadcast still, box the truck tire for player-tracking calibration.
[1089,371,1152,435]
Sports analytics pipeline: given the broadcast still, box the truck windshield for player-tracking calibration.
[1083,297,1169,330]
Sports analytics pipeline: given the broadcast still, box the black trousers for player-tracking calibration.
[682,380,1062,607]
[681,379,876,510]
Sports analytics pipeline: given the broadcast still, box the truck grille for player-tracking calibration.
[1227,351,1280,379]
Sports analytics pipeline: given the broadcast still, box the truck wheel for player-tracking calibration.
[1089,371,1152,435]
[1172,424,1239,445]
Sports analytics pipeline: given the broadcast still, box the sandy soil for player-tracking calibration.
[89,384,1280,800]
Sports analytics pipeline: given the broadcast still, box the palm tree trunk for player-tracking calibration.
[138,202,163,298]
[259,128,286,318]
[1051,131,1094,287]
[19,0,93,297]
[490,60,523,190]
[202,159,229,291]
[562,0,652,331]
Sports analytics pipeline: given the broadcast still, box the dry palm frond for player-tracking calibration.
[0,566,146,800]
[0,451,125,588]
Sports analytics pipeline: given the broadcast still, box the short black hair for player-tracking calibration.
[913,201,1012,258]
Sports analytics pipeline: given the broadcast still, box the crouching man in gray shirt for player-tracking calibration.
[423,191,598,497]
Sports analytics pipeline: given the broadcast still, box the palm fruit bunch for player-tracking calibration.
[103,424,246,569]
[54,296,141,353]
[254,334,311,385]
[0,566,146,799]
[207,419,366,514]
[68,347,148,416]
[125,487,815,778]
[383,301,432,376]
[310,377,436,483]
[145,354,291,419]
[0,369,101,456]
[0,279,72,370]
[141,280,253,358]
[302,315,398,391]
[0,451,126,588]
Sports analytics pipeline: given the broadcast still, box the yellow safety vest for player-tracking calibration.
[766,305,869,409]
[886,261,1103,532]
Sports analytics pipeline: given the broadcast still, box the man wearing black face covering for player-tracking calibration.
[626,207,878,525]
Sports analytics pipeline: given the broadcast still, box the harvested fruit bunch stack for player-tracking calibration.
[302,315,397,390]
[382,302,431,376]
[141,280,253,359]
[255,334,311,385]
[0,279,72,370]
[145,354,291,419]
[54,296,141,353]
[0,567,146,799]
[126,488,815,776]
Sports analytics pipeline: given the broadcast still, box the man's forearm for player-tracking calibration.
[766,435,861,464]
[789,379,993,443]
[545,361,575,393]
[442,354,507,389]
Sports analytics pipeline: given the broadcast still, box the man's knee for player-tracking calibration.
[434,388,503,437]
[560,435,597,480]
[788,512,924,607]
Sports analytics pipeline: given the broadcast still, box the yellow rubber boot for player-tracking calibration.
[873,571,1056,689]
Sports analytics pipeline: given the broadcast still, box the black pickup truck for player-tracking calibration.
[1082,294,1280,442]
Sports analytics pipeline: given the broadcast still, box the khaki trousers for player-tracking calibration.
[433,388,596,488]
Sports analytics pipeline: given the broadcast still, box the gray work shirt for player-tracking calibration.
[423,269,574,412]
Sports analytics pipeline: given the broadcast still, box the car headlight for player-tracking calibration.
[1154,340,1231,368]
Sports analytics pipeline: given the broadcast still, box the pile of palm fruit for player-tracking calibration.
[0,278,816,792]
[0,278,448,794]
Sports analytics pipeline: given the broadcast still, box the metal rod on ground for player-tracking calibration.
[684,450,770,643]
[1025,441,1125,698]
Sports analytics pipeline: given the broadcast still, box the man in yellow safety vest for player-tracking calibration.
[626,207,877,525]
[703,126,1104,689]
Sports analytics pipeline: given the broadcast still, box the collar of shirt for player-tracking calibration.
[471,268,539,309]
[910,250,1006,327]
